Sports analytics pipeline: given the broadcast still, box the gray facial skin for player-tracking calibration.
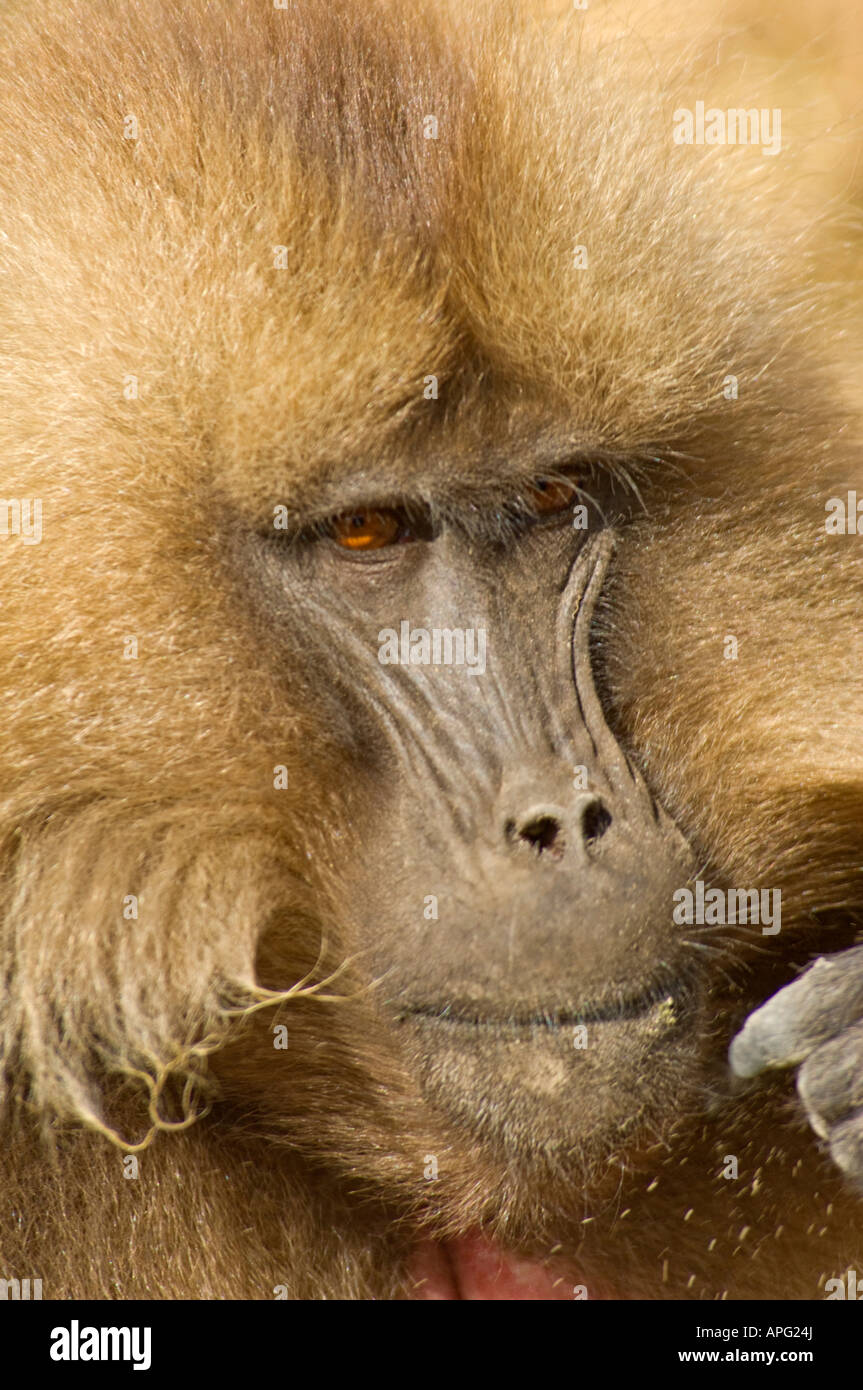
[253,499,702,1158]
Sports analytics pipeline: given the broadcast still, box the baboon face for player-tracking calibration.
[248,464,699,1153]
[3,0,862,1305]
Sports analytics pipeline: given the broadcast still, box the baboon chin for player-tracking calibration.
[0,0,861,1301]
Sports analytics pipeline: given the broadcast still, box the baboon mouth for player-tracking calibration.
[406,1233,616,1301]
[399,979,690,1031]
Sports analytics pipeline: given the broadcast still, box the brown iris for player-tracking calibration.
[527,478,577,515]
[330,508,404,550]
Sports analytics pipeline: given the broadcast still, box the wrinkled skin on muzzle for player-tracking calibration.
[263,523,702,1154]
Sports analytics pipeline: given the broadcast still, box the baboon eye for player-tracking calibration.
[526,478,578,515]
[330,508,409,550]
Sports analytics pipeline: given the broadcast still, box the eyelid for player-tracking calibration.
[292,471,582,550]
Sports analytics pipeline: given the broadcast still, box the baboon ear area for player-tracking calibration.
[0,0,861,1301]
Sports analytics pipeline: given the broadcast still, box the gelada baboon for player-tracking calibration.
[0,0,861,1300]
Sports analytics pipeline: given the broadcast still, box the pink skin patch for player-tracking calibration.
[407,1234,612,1300]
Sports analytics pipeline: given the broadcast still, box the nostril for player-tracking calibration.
[507,813,565,859]
[580,798,612,852]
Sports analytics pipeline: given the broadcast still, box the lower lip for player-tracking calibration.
[400,989,684,1032]
[406,1233,618,1300]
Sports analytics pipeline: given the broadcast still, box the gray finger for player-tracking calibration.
[797,1023,863,1137]
[729,949,863,1078]
[828,1110,863,1183]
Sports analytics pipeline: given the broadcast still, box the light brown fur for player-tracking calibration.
[0,0,861,1298]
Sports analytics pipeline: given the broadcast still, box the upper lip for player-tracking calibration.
[397,977,691,1030]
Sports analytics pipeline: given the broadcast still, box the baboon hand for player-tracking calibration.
[730,947,863,1183]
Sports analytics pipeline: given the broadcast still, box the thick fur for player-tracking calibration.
[0,0,861,1298]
